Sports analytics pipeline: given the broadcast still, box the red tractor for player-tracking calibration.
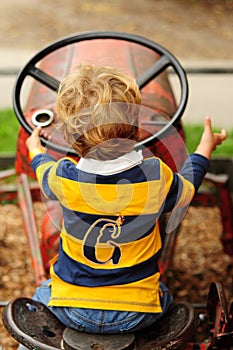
[1,32,233,349]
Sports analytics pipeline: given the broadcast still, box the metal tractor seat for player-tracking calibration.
[2,297,199,350]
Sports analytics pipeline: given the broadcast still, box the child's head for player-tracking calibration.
[56,64,142,159]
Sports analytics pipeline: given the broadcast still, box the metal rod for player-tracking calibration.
[17,173,46,286]
[0,301,8,307]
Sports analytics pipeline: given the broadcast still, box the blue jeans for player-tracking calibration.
[33,279,173,334]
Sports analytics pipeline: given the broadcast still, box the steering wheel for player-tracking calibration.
[13,31,188,155]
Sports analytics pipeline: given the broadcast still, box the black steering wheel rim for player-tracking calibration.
[13,31,189,155]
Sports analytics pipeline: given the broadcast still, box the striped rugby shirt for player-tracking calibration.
[31,150,209,312]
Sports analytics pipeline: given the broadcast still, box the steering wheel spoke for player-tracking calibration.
[137,55,171,89]
[141,120,168,126]
[28,65,60,92]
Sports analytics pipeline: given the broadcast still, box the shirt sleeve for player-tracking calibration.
[162,153,209,213]
[31,153,58,200]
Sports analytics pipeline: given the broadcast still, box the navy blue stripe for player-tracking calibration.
[55,158,161,184]
[31,153,55,172]
[62,206,158,243]
[54,247,161,287]
[42,168,57,200]
[163,173,183,212]
[185,154,209,190]
[31,154,57,200]
[163,154,209,213]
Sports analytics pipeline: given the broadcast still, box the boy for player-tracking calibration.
[26,64,226,334]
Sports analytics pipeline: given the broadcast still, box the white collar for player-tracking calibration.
[76,150,143,175]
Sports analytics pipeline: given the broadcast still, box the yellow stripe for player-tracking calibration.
[49,179,170,215]
[37,156,174,216]
[61,220,161,268]
[29,147,44,160]
[48,265,162,313]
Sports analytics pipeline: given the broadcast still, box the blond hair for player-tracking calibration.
[56,64,142,159]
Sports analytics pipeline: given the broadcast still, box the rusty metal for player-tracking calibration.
[3,298,199,350]
[0,168,16,179]
[16,173,46,286]
[206,281,233,349]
